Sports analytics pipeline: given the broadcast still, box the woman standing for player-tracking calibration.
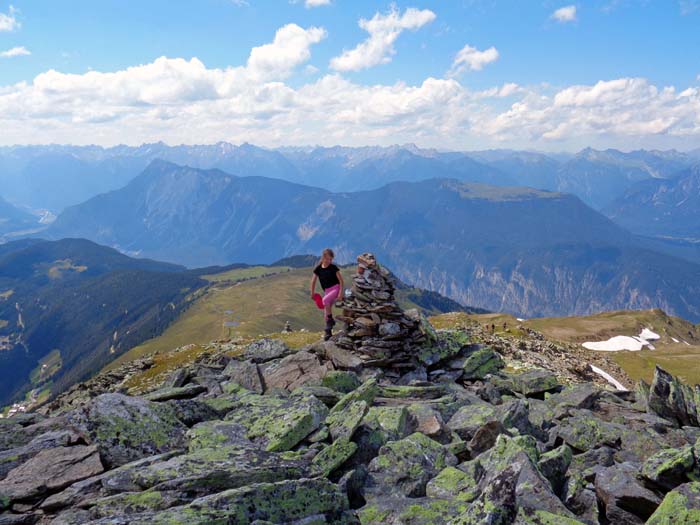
[310,248,344,341]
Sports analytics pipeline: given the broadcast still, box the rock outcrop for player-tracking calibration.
[2,311,700,523]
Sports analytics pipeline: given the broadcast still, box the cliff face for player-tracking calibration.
[2,314,699,524]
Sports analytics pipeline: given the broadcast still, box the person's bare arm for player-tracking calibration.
[336,271,344,302]
[310,274,318,298]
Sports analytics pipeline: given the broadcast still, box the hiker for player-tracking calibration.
[310,248,344,341]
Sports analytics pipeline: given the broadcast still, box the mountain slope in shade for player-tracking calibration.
[606,165,700,239]
[48,161,700,322]
[0,196,36,237]
[0,238,205,407]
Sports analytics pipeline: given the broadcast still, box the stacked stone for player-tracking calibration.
[335,253,426,369]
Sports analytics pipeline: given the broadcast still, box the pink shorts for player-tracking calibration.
[322,284,340,308]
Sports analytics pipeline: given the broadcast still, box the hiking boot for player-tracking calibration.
[323,329,332,341]
[328,315,336,328]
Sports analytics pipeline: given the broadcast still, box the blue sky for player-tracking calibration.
[1,1,699,150]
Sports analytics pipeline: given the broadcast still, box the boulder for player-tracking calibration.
[321,370,362,393]
[461,348,504,380]
[148,478,349,524]
[646,481,700,524]
[595,462,662,523]
[143,384,207,402]
[647,365,698,427]
[426,465,481,503]
[224,392,328,452]
[509,369,561,397]
[327,400,368,442]
[311,440,358,477]
[222,360,263,394]
[0,428,84,480]
[100,443,305,498]
[66,393,187,468]
[242,338,290,363]
[641,444,697,491]
[367,432,457,497]
[0,445,103,503]
[259,351,332,392]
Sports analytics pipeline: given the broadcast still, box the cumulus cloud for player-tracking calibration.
[551,5,577,22]
[0,5,19,32]
[449,44,499,75]
[305,0,331,7]
[0,46,30,58]
[246,23,326,81]
[329,6,436,72]
[1,22,700,151]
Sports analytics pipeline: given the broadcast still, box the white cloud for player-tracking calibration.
[0,5,19,32]
[305,0,331,7]
[329,6,436,72]
[246,23,326,81]
[449,44,499,76]
[1,22,700,151]
[0,46,30,58]
[551,5,577,22]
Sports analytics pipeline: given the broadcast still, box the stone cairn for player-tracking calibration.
[334,253,427,369]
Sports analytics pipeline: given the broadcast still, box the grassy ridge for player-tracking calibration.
[108,265,465,371]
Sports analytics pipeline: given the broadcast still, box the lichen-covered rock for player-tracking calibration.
[418,331,471,367]
[358,496,465,525]
[647,365,698,427]
[291,385,341,407]
[0,428,84,480]
[147,478,349,524]
[553,410,622,452]
[446,402,498,440]
[100,443,305,497]
[86,489,186,520]
[461,348,504,380]
[259,350,333,392]
[66,393,187,468]
[408,403,448,440]
[595,462,662,523]
[186,421,250,452]
[242,338,290,363]
[641,444,697,491]
[164,398,220,427]
[646,481,700,524]
[143,384,206,402]
[368,432,457,497]
[224,392,328,452]
[327,400,368,442]
[322,370,362,393]
[0,445,103,504]
[537,444,572,496]
[222,359,264,394]
[508,369,561,397]
[426,465,481,503]
[311,440,358,477]
[362,406,409,442]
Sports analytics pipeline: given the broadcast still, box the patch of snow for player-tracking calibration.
[590,364,628,391]
[672,337,680,343]
[583,327,661,352]
[583,336,647,352]
[684,340,691,346]
[516,318,525,322]
[639,328,660,340]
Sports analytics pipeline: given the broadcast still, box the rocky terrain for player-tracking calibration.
[1,262,700,523]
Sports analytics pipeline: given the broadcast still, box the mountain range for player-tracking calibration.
[606,164,700,240]
[0,196,36,238]
[2,143,699,214]
[47,160,700,323]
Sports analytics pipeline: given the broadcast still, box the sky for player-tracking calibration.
[0,0,699,151]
